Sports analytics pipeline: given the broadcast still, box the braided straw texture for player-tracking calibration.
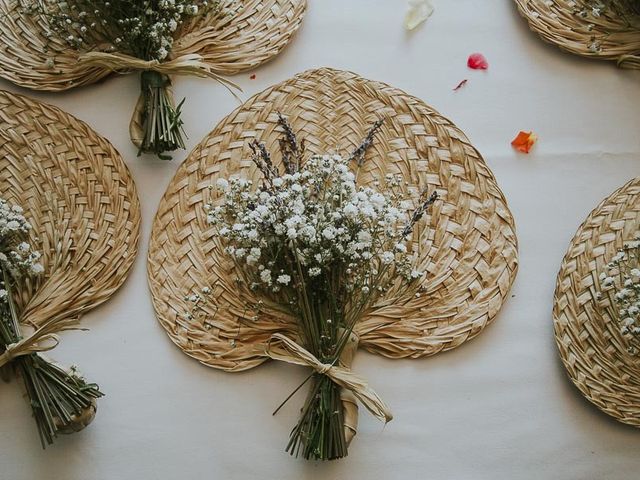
[0,89,140,327]
[514,0,640,68]
[554,177,640,426]
[0,0,306,91]
[147,68,519,372]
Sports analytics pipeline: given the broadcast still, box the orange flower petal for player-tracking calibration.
[511,131,537,153]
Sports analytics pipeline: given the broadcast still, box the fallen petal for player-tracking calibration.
[453,79,468,91]
[467,53,489,70]
[511,131,538,153]
[405,0,435,30]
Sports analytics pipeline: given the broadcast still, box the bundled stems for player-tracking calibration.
[0,269,103,447]
[287,375,347,460]
[283,262,352,460]
[139,71,186,160]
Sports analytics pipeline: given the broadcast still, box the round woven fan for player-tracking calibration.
[147,67,519,371]
[514,0,640,68]
[554,177,640,426]
[0,0,307,91]
[0,89,140,327]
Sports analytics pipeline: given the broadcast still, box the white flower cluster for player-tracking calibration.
[0,198,44,303]
[206,154,424,295]
[599,234,640,355]
[573,1,640,53]
[32,0,223,61]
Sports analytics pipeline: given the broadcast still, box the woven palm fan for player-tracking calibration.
[0,89,141,438]
[554,177,640,426]
[147,67,519,450]
[514,0,640,68]
[0,0,306,154]
[0,0,306,89]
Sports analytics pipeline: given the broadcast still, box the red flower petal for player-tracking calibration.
[511,131,538,153]
[249,74,256,80]
[467,53,489,70]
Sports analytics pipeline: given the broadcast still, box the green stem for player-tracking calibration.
[138,70,187,160]
[0,267,103,447]
[286,375,347,460]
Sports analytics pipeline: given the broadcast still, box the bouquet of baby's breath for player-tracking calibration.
[204,116,437,460]
[598,234,640,355]
[577,0,640,53]
[24,0,235,159]
[0,198,102,447]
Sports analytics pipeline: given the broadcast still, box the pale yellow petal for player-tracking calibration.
[404,0,434,30]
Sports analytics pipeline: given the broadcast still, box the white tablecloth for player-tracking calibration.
[1,1,640,479]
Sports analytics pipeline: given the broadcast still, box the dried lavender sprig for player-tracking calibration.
[249,140,280,187]
[348,119,384,166]
[402,190,439,238]
[277,113,304,174]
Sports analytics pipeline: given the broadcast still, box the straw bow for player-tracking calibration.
[77,51,239,86]
[265,332,393,424]
[76,51,241,148]
[0,317,82,369]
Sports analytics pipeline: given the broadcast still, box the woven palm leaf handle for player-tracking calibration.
[0,0,306,91]
[619,54,640,68]
[514,0,640,68]
[0,89,141,439]
[554,177,640,426]
[148,68,518,455]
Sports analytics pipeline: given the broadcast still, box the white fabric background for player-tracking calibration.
[1,1,640,479]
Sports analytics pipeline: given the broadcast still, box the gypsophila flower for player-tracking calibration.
[196,117,439,461]
[0,196,102,446]
[0,197,43,289]
[570,1,640,53]
[599,233,640,355]
[24,0,233,159]
[27,0,226,62]
[205,152,435,294]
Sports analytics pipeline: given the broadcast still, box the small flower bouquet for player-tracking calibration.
[203,116,437,460]
[579,0,640,54]
[0,197,102,447]
[23,0,238,159]
[516,0,640,68]
[599,234,640,355]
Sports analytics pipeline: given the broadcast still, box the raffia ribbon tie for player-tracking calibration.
[76,51,240,149]
[0,328,60,369]
[76,51,239,83]
[0,313,86,369]
[265,332,393,426]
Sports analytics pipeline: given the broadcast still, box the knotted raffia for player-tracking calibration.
[266,332,392,433]
[554,177,640,426]
[0,88,140,340]
[0,0,306,91]
[514,0,640,68]
[0,319,73,369]
[265,330,366,444]
[74,51,241,148]
[147,68,518,434]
